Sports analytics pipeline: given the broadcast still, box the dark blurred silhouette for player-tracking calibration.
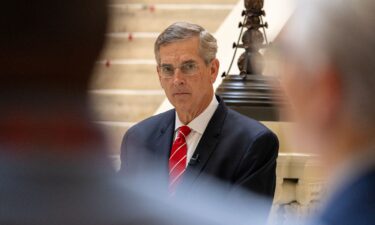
[0,1,273,225]
[277,0,375,225]
[0,0,162,224]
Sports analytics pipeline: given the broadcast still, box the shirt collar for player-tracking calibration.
[175,95,219,134]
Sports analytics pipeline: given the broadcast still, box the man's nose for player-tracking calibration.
[173,68,185,85]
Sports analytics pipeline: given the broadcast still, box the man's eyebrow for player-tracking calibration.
[181,60,196,65]
[160,63,173,67]
[160,60,196,67]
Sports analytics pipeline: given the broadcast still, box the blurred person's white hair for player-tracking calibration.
[284,0,375,129]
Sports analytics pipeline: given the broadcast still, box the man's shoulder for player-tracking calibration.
[317,168,375,225]
[340,168,375,203]
[224,107,272,136]
[126,109,174,135]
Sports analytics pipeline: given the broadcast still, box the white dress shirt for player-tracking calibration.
[174,95,219,167]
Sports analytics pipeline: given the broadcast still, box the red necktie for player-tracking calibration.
[169,125,191,192]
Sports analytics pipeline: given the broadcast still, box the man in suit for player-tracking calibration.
[276,0,375,224]
[0,2,266,225]
[120,22,279,201]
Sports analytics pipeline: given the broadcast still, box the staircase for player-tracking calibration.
[89,0,238,157]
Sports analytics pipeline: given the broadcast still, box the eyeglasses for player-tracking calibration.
[158,62,199,78]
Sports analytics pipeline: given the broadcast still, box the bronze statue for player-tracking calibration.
[217,0,285,121]
[238,0,268,76]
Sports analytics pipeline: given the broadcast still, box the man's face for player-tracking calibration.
[277,43,341,153]
[279,57,312,123]
[275,42,323,150]
[157,37,219,117]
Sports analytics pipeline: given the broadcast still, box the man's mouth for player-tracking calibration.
[173,92,190,96]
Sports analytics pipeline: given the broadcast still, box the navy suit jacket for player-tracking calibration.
[120,96,279,199]
[311,167,375,225]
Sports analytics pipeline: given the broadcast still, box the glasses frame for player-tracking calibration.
[158,61,201,79]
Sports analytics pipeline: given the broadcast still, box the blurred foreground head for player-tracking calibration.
[0,0,107,105]
[0,0,108,155]
[278,0,375,165]
[278,2,375,225]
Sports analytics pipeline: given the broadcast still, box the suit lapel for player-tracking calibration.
[178,97,228,192]
[153,110,175,179]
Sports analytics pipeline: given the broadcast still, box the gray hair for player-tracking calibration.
[154,22,218,65]
[284,0,375,128]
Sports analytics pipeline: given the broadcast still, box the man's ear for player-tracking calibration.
[314,66,342,127]
[210,58,220,83]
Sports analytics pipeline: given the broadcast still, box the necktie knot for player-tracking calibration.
[178,125,191,139]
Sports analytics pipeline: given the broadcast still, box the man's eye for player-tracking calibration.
[182,63,197,72]
[162,66,174,74]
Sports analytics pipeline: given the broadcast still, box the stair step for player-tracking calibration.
[90,91,165,122]
[91,63,160,89]
[111,3,236,10]
[95,121,134,155]
[108,5,232,33]
[111,0,239,4]
[101,35,155,59]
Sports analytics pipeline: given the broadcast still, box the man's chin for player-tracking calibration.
[173,102,191,113]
